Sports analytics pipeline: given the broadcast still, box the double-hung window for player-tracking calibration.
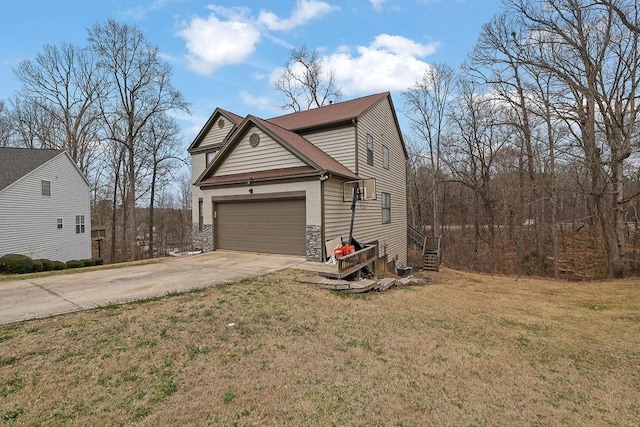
[366,134,374,166]
[381,192,391,224]
[41,180,51,196]
[75,215,85,234]
[382,146,389,169]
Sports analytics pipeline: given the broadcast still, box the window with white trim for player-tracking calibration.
[57,218,63,229]
[41,180,51,196]
[75,215,85,234]
[366,134,374,166]
[205,150,218,164]
[382,192,391,224]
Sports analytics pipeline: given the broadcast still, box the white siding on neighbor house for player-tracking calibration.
[301,126,356,172]
[323,96,407,266]
[216,128,306,176]
[199,113,235,148]
[0,154,91,262]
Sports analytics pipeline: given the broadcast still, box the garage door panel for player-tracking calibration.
[216,198,306,256]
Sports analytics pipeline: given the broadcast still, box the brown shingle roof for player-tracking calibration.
[0,147,62,192]
[267,92,389,131]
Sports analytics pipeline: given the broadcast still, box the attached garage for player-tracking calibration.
[214,197,306,256]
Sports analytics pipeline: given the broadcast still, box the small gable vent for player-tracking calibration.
[218,118,225,129]
[249,132,260,147]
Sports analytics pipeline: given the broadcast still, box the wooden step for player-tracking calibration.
[375,278,396,291]
[423,252,439,271]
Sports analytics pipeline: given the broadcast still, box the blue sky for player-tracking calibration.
[0,0,504,146]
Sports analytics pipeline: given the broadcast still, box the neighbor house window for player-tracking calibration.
[382,192,391,224]
[75,215,85,234]
[198,199,203,231]
[366,134,374,166]
[41,180,51,196]
[382,145,389,169]
[57,218,63,229]
[205,150,218,164]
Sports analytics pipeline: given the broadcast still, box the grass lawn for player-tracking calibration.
[1,267,639,425]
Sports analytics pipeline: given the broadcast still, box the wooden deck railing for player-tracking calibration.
[337,245,377,276]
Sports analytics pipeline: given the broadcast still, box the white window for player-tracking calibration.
[383,146,389,170]
[382,192,391,224]
[57,218,63,229]
[41,180,51,196]
[366,134,374,166]
[205,150,218,164]
[75,215,85,234]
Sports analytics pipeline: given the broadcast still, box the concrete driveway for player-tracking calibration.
[0,250,305,325]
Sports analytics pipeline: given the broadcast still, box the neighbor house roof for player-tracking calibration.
[0,147,63,192]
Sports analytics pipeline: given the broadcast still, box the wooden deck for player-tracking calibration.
[296,245,377,279]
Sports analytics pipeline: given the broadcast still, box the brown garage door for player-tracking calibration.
[216,198,306,256]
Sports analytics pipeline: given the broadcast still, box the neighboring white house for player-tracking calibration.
[189,92,408,269]
[0,147,92,262]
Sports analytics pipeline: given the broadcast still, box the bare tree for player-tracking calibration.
[448,77,513,272]
[403,63,455,236]
[140,113,184,258]
[88,19,189,261]
[12,43,104,175]
[0,100,12,145]
[273,45,342,112]
[505,0,640,276]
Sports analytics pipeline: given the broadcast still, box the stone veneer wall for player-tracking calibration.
[192,224,213,252]
[306,225,322,262]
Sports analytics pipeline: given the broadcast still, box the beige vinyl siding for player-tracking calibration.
[301,126,356,172]
[203,180,322,225]
[0,154,91,262]
[217,128,306,176]
[324,177,400,261]
[200,113,234,147]
[191,153,208,226]
[355,97,407,266]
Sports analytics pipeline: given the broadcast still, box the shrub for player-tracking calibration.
[0,254,34,274]
[81,259,96,267]
[94,258,104,266]
[35,259,54,272]
[52,261,67,270]
[66,260,84,269]
[31,259,44,273]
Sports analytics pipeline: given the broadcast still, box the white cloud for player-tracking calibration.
[178,7,260,74]
[178,2,339,75]
[325,35,437,94]
[239,90,274,111]
[369,0,387,11]
[257,0,339,31]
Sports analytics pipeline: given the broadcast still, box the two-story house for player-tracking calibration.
[189,92,407,269]
[0,147,92,262]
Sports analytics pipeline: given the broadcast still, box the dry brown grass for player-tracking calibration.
[1,268,639,425]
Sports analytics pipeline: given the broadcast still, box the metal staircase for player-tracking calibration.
[408,225,441,272]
